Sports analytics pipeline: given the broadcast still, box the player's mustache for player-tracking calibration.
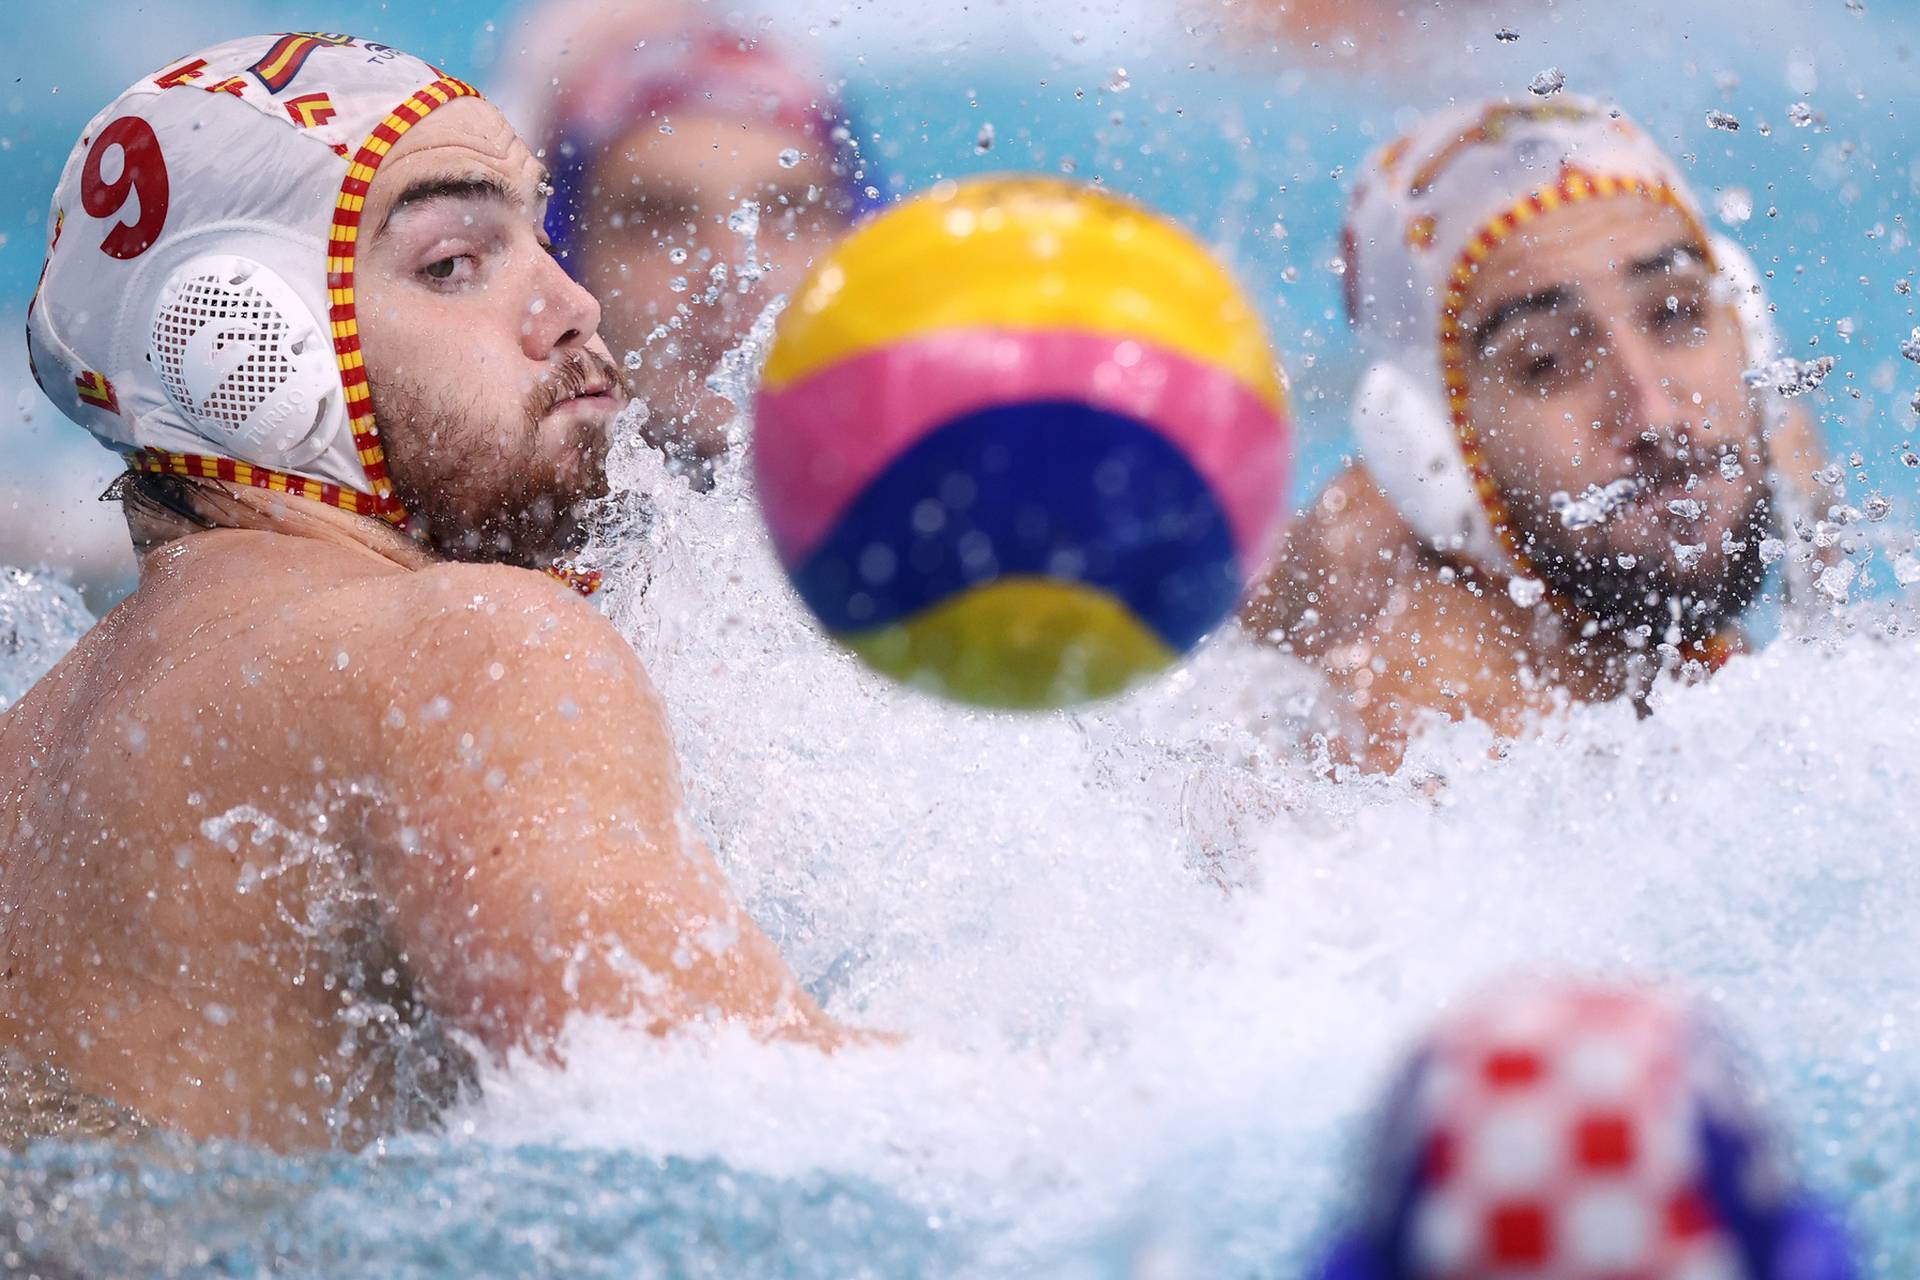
[527,349,624,422]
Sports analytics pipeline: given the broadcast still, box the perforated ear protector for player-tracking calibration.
[150,253,340,466]
[1350,234,1789,581]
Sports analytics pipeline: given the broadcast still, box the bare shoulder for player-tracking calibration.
[357,564,674,769]
[372,562,643,691]
[1241,462,1422,654]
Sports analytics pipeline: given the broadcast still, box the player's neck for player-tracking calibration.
[123,476,437,576]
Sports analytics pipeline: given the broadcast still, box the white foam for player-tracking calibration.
[435,387,1920,1269]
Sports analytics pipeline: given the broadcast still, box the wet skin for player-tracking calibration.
[1245,198,1827,771]
[0,98,834,1151]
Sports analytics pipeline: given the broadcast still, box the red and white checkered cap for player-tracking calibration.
[1361,979,1795,1279]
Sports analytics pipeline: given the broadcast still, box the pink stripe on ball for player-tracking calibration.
[752,328,1290,567]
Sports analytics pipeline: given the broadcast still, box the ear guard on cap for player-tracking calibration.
[150,254,341,467]
[1350,359,1506,570]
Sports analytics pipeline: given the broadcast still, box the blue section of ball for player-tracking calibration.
[789,400,1240,649]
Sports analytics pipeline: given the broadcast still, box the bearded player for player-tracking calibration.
[0,35,838,1150]
[1244,97,1830,769]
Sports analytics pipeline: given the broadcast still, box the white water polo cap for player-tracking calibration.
[1341,97,1782,578]
[26,35,482,525]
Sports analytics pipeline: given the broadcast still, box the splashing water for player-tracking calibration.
[4,369,1920,1273]
[1529,67,1568,97]
[1744,353,1838,397]
[1550,476,1642,529]
[0,567,92,712]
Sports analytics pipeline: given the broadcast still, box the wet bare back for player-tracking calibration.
[0,491,829,1150]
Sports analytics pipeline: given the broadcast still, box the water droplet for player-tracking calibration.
[1529,67,1567,97]
[1494,26,1520,42]
[1716,188,1753,226]
[1817,559,1858,602]
[777,147,802,169]
[974,122,995,154]
[1667,498,1705,519]
[1508,577,1546,607]
[1550,478,1641,529]
[1788,101,1815,128]
[1107,67,1131,93]
[1742,355,1835,397]
[1705,109,1740,132]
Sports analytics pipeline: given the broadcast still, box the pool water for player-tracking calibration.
[3,2,1920,1273]
[4,405,1915,1276]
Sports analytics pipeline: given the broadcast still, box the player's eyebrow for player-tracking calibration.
[376,173,522,237]
[1469,285,1571,350]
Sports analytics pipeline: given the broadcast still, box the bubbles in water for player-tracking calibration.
[974,122,995,154]
[1494,26,1520,42]
[1529,67,1567,97]
[1106,67,1131,93]
[1900,328,1920,364]
[1667,497,1705,519]
[1670,541,1706,569]
[1705,109,1740,132]
[1742,355,1836,397]
[1788,101,1815,128]
[777,147,803,169]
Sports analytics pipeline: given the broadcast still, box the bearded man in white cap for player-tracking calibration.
[1244,97,1829,770]
[0,35,837,1150]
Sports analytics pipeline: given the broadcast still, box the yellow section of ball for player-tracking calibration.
[839,576,1178,709]
[762,175,1285,416]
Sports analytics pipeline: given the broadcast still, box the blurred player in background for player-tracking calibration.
[496,0,874,490]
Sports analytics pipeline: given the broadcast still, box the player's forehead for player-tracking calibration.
[364,97,544,222]
[1462,198,1707,326]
